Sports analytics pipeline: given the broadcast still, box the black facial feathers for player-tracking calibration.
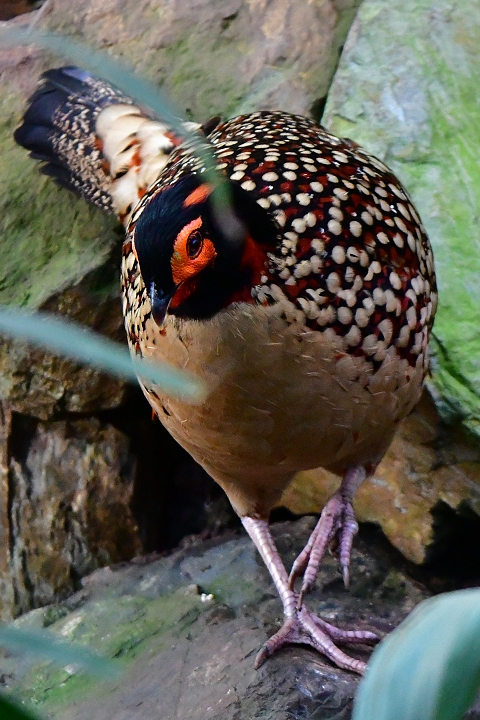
[133,173,279,321]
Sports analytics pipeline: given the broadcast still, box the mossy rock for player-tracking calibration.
[0,520,430,720]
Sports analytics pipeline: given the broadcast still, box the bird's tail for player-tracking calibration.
[14,66,200,225]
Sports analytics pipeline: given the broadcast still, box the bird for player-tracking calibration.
[14,65,437,674]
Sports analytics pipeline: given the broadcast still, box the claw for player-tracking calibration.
[288,522,320,593]
[254,645,270,669]
[255,606,376,674]
[289,467,366,602]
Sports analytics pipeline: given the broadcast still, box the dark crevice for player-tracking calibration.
[310,96,327,123]
[422,500,480,586]
[97,388,238,552]
[221,12,238,32]
[68,563,83,593]
[0,0,39,21]
[270,506,298,524]
[356,514,480,595]
[9,413,38,466]
[20,549,35,610]
[7,413,40,613]
[5,411,15,567]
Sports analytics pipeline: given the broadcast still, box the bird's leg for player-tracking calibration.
[289,466,367,605]
[242,516,378,674]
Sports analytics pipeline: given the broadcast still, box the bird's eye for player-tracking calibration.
[187,230,203,259]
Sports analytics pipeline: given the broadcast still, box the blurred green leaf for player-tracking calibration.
[0,25,244,245]
[0,307,205,402]
[353,589,480,720]
[0,626,119,679]
[0,696,41,720]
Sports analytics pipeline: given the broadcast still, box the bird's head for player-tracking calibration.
[132,173,278,326]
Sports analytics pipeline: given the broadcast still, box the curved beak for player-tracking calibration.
[149,282,176,328]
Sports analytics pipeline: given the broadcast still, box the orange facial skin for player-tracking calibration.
[170,217,217,308]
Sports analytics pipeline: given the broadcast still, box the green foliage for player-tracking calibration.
[0,624,122,720]
[0,696,41,720]
[0,307,205,401]
[353,589,480,720]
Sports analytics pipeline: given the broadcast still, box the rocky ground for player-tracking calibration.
[3,516,480,720]
[0,518,437,720]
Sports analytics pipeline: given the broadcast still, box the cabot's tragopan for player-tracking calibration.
[15,66,437,673]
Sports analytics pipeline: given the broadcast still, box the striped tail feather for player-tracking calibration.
[14,66,203,225]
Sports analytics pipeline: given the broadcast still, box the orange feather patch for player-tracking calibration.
[183,183,212,208]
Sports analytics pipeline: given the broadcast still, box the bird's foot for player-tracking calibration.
[289,467,367,604]
[289,491,358,602]
[255,605,378,674]
[242,515,377,674]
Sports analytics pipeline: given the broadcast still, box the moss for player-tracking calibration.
[150,36,251,121]
[202,574,264,609]
[10,589,206,712]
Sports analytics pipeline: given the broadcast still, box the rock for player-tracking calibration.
[0,269,129,421]
[282,390,480,564]
[322,0,480,438]
[0,38,142,613]
[45,0,362,121]
[1,413,140,620]
[0,518,431,720]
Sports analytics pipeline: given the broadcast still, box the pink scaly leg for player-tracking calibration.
[288,466,367,606]
[242,515,378,674]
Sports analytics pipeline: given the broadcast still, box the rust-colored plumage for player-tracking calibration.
[15,67,437,674]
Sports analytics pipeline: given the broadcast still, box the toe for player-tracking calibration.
[254,607,374,675]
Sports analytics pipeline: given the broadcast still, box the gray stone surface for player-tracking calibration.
[45,0,361,121]
[1,518,431,720]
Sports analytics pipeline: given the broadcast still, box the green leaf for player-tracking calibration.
[0,307,205,402]
[353,589,480,720]
[0,25,244,245]
[0,626,119,679]
[0,696,41,720]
